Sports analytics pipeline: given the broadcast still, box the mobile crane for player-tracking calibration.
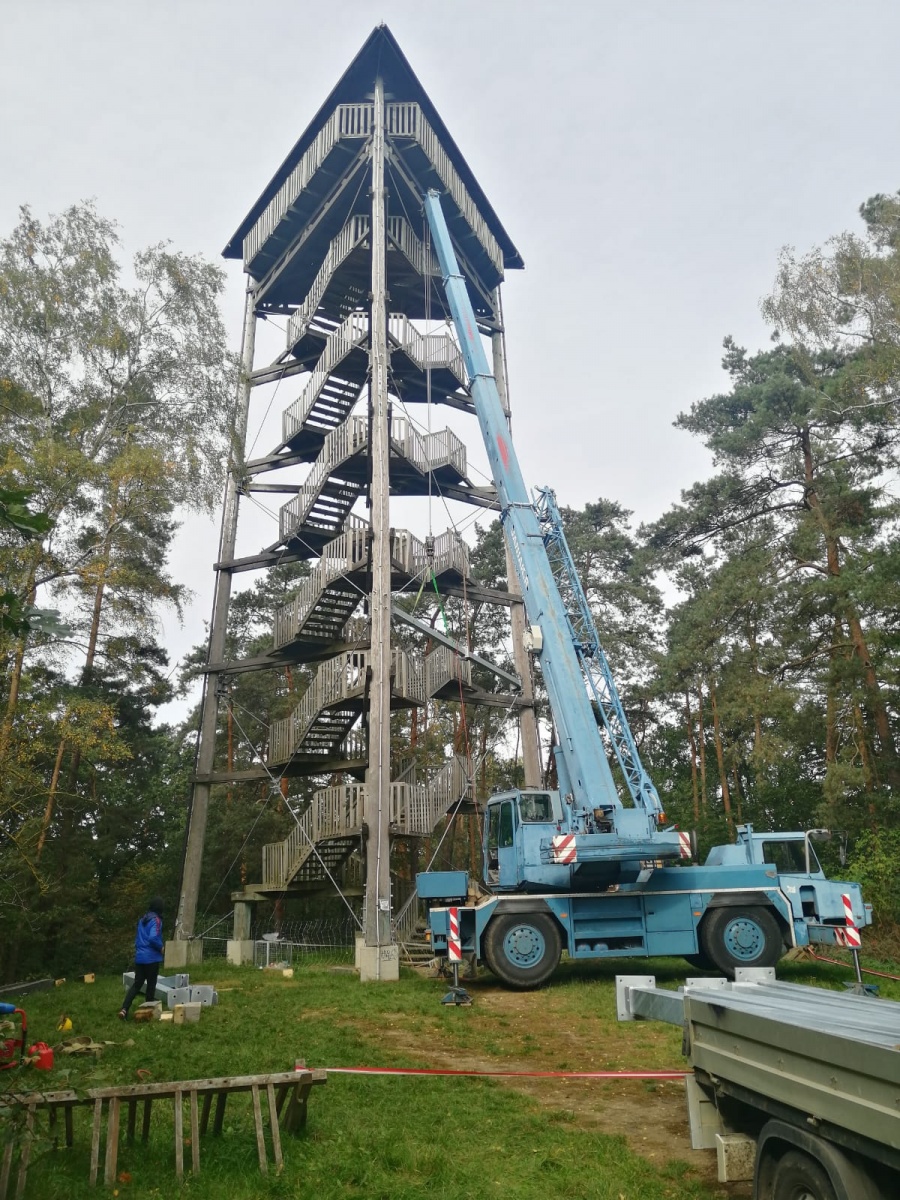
[415,190,870,989]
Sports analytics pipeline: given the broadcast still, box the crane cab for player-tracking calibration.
[483,789,572,892]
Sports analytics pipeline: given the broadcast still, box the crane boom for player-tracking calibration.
[424,190,677,854]
[533,486,663,818]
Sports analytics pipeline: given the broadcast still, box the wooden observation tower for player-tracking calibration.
[170,25,539,979]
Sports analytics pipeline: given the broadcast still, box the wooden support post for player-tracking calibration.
[266,1082,283,1172]
[189,1090,200,1175]
[199,1091,213,1136]
[212,1090,227,1135]
[103,1096,120,1187]
[126,1099,137,1144]
[250,1084,267,1174]
[362,72,395,966]
[14,1102,34,1200]
[64,1104,73,1149]
[175,285,257,943]
[0,1139,12,1200]
[89,1098,103,1186]
[141,1098,152,1143]
[173,1088,183,1182]
[491,301,541,788]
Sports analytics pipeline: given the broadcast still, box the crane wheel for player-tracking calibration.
[700,904,783,977]
[482,913,562,990]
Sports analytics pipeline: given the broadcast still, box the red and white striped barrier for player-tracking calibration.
[840,893,862,949]
[447,907,462,963]
[678,832,692,859]
[551,834,577,864]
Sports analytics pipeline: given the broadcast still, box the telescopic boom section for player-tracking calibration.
[424,191,669,846]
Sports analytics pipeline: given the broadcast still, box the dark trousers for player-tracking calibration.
[121,962,160,1014]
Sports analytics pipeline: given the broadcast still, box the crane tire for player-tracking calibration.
[700,904,783,977]
[482,913,562,990]
[772,1150,837,1200]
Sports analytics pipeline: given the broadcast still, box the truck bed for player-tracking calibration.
[617,969,900,1165]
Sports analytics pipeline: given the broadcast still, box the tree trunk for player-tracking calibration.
[684,692,700,823]
[709,682,734,836]
[66,486,120,794]
[800,426,897,769]
[825,614,842,767]
[853,704,879,794]
[0,555,38,771]
[731,762,744,824]
[35,736,66,860]
[480,722,488,802]
[696,686,708,811]
[0,633,28,770]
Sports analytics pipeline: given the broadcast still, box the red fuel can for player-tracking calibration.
[28,1042,54,1070]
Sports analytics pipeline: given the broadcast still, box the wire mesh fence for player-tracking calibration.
[199,913,434,968]
[200,916,358,967]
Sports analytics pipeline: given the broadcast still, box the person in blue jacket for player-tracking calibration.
[118,897,165,1019]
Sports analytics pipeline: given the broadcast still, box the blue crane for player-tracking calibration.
[423,189,680,864]
[416,190,870,991]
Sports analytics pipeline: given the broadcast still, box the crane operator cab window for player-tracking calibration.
[518,792,554,822]
[486,800,516,885]
[762,839,820,875]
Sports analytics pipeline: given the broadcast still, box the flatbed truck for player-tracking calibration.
[617,968,900,1199]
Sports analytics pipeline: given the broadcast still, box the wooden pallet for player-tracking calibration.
[0,1068,325,1195]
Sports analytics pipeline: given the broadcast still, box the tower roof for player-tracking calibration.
[222,24,523,270]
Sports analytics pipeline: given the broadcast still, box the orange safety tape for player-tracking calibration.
[309,1066,687,1079]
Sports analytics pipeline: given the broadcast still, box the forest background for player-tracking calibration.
[1,192,899,982]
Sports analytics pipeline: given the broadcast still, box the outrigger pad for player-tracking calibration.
[440,986,473,1006]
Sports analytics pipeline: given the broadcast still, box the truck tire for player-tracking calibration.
[772,1150,837,1200]
[700,905,783,976]
[482,913,562,990]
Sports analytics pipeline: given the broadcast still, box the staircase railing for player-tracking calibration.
[279,415,368,540]
[282,313,369,444]
[280,413,467,543]
[261,753,470,889]
[425,644,473,696]
[245,103,374,266]
[286,216,370,349]
[246,102,503,276]
[388,314,465,386]
[386,217,439,277]
[268,646,424,764]
[273,515,369,649]
[391,415,466,478]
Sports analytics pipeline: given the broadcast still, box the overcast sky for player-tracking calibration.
[3,0,899,722]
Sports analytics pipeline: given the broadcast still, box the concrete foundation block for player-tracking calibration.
[715,1133,756,1182]
[358,942,400,982]
[173,1001,202,1025]
[226,939,255,966]
[164,939,203,970]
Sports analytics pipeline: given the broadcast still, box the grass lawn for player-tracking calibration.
[3,951,896,1199]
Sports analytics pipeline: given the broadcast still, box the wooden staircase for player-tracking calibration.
[261,755,470,891]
